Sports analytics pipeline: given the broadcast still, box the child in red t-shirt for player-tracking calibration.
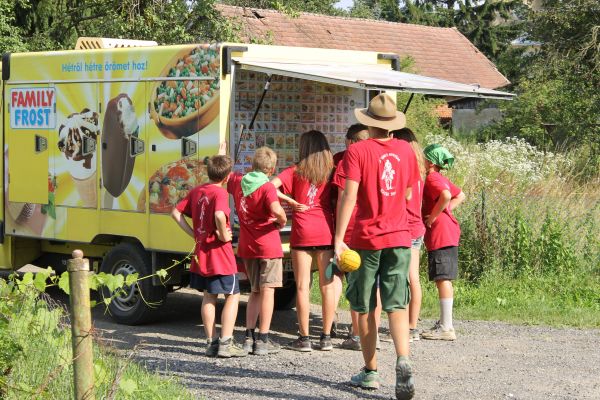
[227,146,287,356]
[421,144,465,341]
[391,128,427,343]
[171,155,246,358]
[272,130,337,352]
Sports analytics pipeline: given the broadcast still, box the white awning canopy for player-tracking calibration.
[234,59,514,100]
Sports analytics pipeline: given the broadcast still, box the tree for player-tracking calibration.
[219,0,342,15]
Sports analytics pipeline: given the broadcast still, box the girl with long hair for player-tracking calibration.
[272,130,339,352]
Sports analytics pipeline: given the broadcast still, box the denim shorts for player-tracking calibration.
[411,236,424,250]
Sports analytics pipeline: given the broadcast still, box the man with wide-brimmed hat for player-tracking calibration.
[335,93,418,400]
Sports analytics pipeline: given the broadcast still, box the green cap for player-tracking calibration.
[423,143,455,170]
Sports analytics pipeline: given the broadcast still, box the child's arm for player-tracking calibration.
[424,189,451,228]
[334,179,358,262]
[449,191,466,211]
[271,176,308,212]
[269,201,287,228]
[171,208,194,238]
[214,211,232,242]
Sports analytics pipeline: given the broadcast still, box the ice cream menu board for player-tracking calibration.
[232,70,366,174]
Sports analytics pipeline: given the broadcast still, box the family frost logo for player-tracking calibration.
[307,184,318,207]
[379,153,401,197]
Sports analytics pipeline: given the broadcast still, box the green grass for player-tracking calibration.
[310,270,600,328]
[0,284,195,399]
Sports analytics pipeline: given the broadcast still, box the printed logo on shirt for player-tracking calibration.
[379,152,401,197]
[196,195,210,235]
[239,196,255,224]
[307,184,318,207]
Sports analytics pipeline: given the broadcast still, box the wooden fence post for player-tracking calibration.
[68,249,95,400]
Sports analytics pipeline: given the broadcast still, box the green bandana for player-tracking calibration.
[424,143,455,170]
[241,171,269,196]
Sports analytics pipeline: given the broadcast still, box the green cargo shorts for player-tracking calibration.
[346,247,411,313]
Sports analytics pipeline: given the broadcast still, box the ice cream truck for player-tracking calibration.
[0,38,513,324]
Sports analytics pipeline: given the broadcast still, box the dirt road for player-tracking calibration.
[91,289,600,400]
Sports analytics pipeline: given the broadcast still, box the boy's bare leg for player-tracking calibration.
[436,279,453,298]
[388,309,410,356]
[350,310,360,336]
[317,249,337,335]
[202,292,218,339]
[408,247,422,329]
[292,249,312,336]
[221,293,240,338]
[375,288,382,333]
[246,291,260,330]
[358,311,378,370]
[258,287,275,334]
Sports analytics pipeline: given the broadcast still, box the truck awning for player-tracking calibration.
[234,59,514,100]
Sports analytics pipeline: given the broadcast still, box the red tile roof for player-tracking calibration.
[217,5,510,89]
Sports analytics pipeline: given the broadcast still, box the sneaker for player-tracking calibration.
[253,338,281,356]
[285,336,312,352]
[242,336,254,354]
[340,335,361,351]
[217,338,247,358]
[349,368,380,390]
[395,356,415,400]
[205,338,219,357]
[380,331,393,343]
[421,322,456,341]
[409,328,420,343]
[319,334,333,351]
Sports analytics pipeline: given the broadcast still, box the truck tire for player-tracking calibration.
[274,282,297,310]
[100,243,167,325]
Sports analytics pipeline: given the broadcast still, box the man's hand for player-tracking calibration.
[334,240,350,264]
[290,199,308,212]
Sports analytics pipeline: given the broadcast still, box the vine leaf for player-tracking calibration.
[58,272,70,295]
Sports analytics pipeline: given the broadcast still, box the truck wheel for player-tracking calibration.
[274,282,297,310]
[100,243,167,325]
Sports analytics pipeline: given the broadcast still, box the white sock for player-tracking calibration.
[219,336,232,343]
[440,298,454,330]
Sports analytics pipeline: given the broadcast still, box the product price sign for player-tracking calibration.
[10,88,57,129]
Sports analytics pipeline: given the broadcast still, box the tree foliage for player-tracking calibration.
[0,0,239,53]
[220,0,342,15]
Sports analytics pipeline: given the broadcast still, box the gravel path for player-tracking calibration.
[92,289,600,400]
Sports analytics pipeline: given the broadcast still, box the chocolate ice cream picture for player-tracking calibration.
[57,109,100,170]
[101,93,140,197]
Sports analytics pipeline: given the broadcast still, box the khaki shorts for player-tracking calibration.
[346,247,411,313]
[243,258,283,293]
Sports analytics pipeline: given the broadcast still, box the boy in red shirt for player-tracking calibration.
[227,147,287,356]
[335,93,419,400]
[421,144,465,341]
[171,155,246,358]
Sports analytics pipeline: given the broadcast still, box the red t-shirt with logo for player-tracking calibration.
[343,138,420,250]
[332,150,359,244]
[407,176,426,240]
[176,183,236,276]
[227,172,283,259]
[422,171,462,251]
[278,165,334,247]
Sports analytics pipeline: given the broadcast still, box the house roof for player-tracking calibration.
[217,5,510,90]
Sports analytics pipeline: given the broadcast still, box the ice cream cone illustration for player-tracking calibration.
[102,94,140,199]
[58,109,100,208]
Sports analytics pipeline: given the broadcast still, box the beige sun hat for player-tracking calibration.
[354,93,406,131]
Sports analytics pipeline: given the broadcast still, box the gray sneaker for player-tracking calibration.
[205,338,219,357]
[349,368,380,390]
[217,338,247,358]
[380,331,393,343]
[242,337,254,354]
[421,326,456,341]
[253,338,281,356]
[395,356,415,399]
[285,336,312,352]
[319,334,333,351]
[340,335,361,351]
[409,328,420,343]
